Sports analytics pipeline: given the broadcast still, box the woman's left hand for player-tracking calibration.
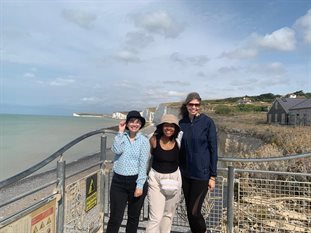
[134,188,143,197]
[208,178,216,191]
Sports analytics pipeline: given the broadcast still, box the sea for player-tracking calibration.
[0,114,120,181]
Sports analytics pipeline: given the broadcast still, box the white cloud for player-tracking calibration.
[221,48,258,59]
[230,78,258,86]
[197,71,207,77]
[164,80,190,86]
[50,78,75,86]
[62,9,97,29]
[144,89,185,100]
[257,75,289,87]
[246,62,286,75]
[2,1,310,114]
[167,90,185,97]
[170,53,209,66]
[295,9,311,45]
[81,97,101,103]
[217,66,240,74]
[132,10,184,38]
[255,27,296,51]
[23,72,36,78]
[115,80,140,89]
[114,50,141,63]
[125,31,154,49]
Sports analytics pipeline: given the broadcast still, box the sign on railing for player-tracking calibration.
[64,171,102,233]
[0,199,57,233]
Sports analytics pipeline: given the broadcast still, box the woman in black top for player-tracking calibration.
[146,114,182,233]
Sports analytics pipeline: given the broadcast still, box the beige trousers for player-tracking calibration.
[146,168,181,233]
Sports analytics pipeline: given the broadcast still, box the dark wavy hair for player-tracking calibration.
[179,92,202,118]
[154,123,180,141]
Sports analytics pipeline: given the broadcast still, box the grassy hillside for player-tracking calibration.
[170,91,311,115]
[167,92,311,173]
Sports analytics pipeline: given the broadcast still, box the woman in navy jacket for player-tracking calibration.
[179,92,218,233]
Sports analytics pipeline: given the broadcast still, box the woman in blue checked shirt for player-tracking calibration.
[106,110,150,233]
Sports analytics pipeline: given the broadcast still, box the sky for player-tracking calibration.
[1,0,311,115]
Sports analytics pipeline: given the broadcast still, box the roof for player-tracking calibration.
[276,98,306,113]
[290,98,311,110]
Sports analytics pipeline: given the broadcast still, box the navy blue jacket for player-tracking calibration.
[179,114,218,180]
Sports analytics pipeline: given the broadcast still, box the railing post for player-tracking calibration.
[101,134,107,161]
[57,158,66,233]
[100,134,107,232]
[227,166,235,233]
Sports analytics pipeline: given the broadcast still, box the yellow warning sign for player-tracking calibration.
[88,178,95,194]
[85,173,97,212]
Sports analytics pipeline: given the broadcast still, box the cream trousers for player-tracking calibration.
[146,168,181,233]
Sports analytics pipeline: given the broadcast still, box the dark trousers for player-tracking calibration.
[106,173,147,233]
[182,176,209,233]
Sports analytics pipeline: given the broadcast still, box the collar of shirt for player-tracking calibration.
[124,131,142,141]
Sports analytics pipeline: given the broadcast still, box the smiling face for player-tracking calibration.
[162,123,176,138]
[186,99,201,117]
[126,118,142,134]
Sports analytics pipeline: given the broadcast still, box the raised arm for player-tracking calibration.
[111,120,127,154]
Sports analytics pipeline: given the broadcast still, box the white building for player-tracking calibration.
[111,112,127,119]
[142,108,155,122]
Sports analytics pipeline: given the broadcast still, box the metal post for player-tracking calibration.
[101,134,107,161]
[227,166,235,233]
[57,158,66,233]
[100,134,107,232]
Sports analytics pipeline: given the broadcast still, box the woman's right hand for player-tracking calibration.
[134,188,143,197]
[119,120,126,133]
[208,177,216,191]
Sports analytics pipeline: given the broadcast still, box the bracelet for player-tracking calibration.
[210,177,216,181]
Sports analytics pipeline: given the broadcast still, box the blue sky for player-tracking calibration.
[1,0,310,115]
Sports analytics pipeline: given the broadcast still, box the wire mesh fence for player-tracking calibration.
[236,173,311,233]
[102,167,311,233]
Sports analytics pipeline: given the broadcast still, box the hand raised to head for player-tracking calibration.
[118,120,126,133]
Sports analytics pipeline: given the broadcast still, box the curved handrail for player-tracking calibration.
[219,152,311,162]
[0,128,117,189]
[1,127,310,189]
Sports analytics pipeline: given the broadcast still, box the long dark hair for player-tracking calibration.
[179,92,202,118]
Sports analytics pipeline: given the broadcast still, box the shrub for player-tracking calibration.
[237,104,264,112]
[215,105,235,115]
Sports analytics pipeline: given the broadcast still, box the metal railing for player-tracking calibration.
[0,128,310,233]
[100,154,311,233]
[0,128,116,233]
[219,154,311,233]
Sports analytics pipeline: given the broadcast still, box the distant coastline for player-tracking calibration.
[73,112,112,118]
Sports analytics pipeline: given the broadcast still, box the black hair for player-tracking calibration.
[154,123,180,141]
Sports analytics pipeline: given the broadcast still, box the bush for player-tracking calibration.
[215,105,235,115]
[237,104,264,112]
